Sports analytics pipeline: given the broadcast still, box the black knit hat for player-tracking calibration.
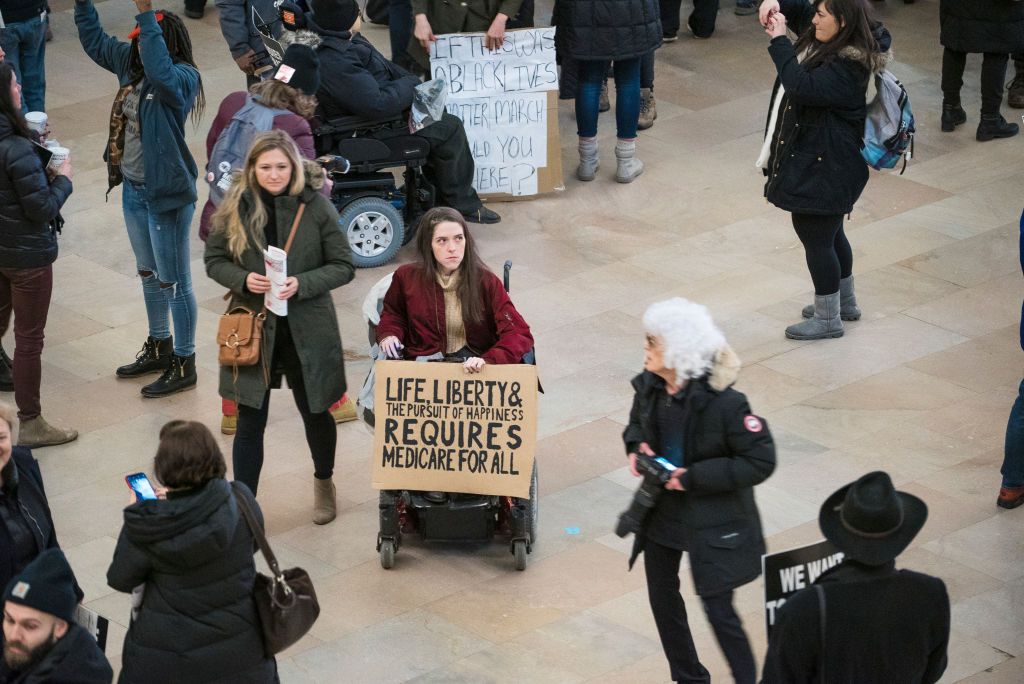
[311,0,360,32]
[273,44,321,97]
[3,549,78,623]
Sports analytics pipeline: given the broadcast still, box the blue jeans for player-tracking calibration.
[1003,379,1024,488]
[577,58,641,139]
[122,180,197,357]
[0,14,47,112]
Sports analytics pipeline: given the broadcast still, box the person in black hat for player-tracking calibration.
[1,549,112,684]
[762,471,950,683]
[304,0,502,224]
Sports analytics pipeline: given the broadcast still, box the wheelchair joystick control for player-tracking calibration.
[317,155,351,175]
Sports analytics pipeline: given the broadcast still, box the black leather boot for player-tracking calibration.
[941,103,966,132]
[0,343,12,392]
[977,114,1020,141]
[141,353,197,398]
[116,336,173,378]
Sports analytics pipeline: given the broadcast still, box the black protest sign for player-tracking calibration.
[762,539,845,636]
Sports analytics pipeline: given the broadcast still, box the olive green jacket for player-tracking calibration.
[204,181,354,413]
[409,0,523,67]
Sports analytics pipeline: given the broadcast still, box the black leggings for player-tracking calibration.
[792,213,853,296]
[941,48,1010,115]
[232,327,336,496]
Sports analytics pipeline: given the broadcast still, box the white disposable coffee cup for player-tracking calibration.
[25,111,47,133]
[44,139,59,150]
[47,146,69,171]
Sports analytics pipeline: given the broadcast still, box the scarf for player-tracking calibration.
[438,271,467,354]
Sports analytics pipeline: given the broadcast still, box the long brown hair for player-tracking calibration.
[211,130,306,261]
[414,207,489,323]
[0,65,32,140]
[793,0,879,70]
[249,79,317,120]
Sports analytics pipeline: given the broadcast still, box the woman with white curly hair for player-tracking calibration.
[622,297,776,684]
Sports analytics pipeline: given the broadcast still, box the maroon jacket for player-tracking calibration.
[377,263,534,364]
[198,91,315,240]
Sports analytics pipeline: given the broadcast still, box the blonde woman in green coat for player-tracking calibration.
[204,130,354,524]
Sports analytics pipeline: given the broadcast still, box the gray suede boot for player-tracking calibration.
[803,275,861,321]
[614,139,644,183]
[787,292,844,340]
[577,137,599,181]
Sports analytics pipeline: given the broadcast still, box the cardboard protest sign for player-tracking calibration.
[762,540,845,636]
[430,28,563,199]
[74,605,109,651]
[372,361,538,497]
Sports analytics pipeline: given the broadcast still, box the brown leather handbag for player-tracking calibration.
[216,204,305,370]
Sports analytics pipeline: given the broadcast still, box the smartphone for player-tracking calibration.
[125,472,158,502]
[654,457,677,471]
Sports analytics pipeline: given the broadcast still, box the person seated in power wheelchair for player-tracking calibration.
[302,0,501,227]
[373,206,537,568]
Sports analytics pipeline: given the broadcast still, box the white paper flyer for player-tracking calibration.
[263,246,288,316]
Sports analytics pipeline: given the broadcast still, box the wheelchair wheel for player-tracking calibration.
[380,539,396,569]
[512,539,527,571]
[338,197,405,269]
[527,461,538,544]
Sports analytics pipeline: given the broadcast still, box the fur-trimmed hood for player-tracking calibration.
[301,158,325,192]
[837,22,893,75]
[707,345,741,392]
[280,29,323,50]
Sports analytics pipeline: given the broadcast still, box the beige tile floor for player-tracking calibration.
[25,0,1024,681]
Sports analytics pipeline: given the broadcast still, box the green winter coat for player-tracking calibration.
[409,0,523,68]
[204,176,354,413]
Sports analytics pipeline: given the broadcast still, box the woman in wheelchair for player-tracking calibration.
[376,207,533,371]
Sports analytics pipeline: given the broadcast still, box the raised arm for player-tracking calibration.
[74,0,132,77]
[134,4,199,110]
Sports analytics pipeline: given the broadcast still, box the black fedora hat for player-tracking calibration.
[819,471,928,566]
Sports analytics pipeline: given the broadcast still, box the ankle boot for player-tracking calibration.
[786,292,844,340]
[1010,60,1024,109]
[803,275,861,321]
[577,137,599,181]
[976,114,1020,141]
[638,88,657,130]
[998,484,1024,509]
[330,396,357,424]
[18,415,78,448]
[0,343,12,392]
[117,336,173,378]
[614,139,644,183]
[141,353,197,398]
[940,103,966,132]
[313,477,337,525]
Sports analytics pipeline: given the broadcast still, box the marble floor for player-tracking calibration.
[27,0,1023,681]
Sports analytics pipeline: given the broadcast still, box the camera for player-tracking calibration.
[614,453,677,538]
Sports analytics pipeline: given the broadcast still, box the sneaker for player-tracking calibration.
[141,354,197,398]
[221,414,237,435]
[18,415,78,448]
[662,32,678,43]
[998,485,1024,509]
[463,207,501,224]
[599,81,610,113]
[735,0,758,15]
[117,336,173,378]
[330,397,357,423]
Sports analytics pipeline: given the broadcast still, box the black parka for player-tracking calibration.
[107,479,276,684]
[762,1,891,216]
[0,116,72,269]
[622,349,776,597]
[0,623,113,684]
[553,0,662,61]
[940,0,1024,55]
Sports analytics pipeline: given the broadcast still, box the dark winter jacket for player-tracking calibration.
[107,479,276,684]
[762,560,950,684]
[408,0,524,68]
[0,117,72,269]
[553,0,662,61]
[0,623,113,684]
[940,0,1024,55]
[311,23,420,122]
[0,0,46,26]
[0,449,66,597]
[75,1,200,214]
[376,263,534,364]
[762,1,891,216]
[622,349,776,597]
[198,90,316,241]
[204,164,354,412]
[215,0,281,60]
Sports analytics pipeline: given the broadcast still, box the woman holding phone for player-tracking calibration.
[108,420,276,683]
[0,63,76,447]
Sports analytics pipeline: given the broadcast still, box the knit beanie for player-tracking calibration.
[3,549,78,623]
[273,44,321,96]
[311,0,360,32]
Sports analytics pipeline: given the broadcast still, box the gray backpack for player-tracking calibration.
[206,95,289,206]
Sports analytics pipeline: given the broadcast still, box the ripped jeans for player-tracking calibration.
[122,179,197,356]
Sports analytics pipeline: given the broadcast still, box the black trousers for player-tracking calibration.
[660,0,719,38]
[644,539,757,684]
[232,321,336,496]
[941,48,1010,116]
[379,112,481,214]
[791,212,852,296]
